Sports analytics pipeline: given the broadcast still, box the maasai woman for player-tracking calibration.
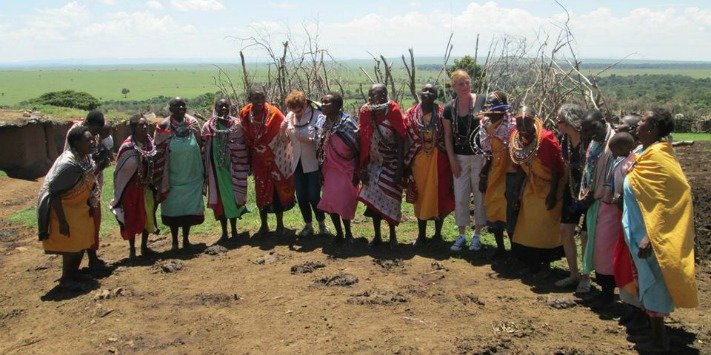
[358,83,406,248]
[442,70,487,252]
[37,125,97,288]
[509,107,565,273]
[202,96,249,243]
[623,108,697,352]
[284,90,327,238]
[553,103,591,293]
[154,97,205,250]
[579,110,618,307]
[63,110,111,269]
[404,84,454,247]
[478,91,516,257]
[316,92,359,244]
[110,114,159,259]
[240,88,295,237]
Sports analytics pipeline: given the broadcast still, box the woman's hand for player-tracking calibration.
[637,236,652,258]
[59,219,70,237]
[359,168,369,185]
[450,160,462,178]
[478,174,488,193]
[545,192,557,210]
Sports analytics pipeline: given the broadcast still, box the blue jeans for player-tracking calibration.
[294,161,324,223]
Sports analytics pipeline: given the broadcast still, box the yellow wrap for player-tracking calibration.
[484,121,513,223]
[43,173,96,253]
[511,121,563,249]
[627,141,697,308]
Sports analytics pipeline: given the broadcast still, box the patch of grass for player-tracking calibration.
[673,132,711,142]
[24,105,132,122]
[6,162,588,278]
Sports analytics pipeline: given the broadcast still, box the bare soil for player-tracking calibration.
[1,143,709,354]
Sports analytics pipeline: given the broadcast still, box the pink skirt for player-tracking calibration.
[318,135,358,220]
[594,202,622,275]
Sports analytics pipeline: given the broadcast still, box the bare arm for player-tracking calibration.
[51,194,69,236]
[546,170,560,210]
[442,119,461,177]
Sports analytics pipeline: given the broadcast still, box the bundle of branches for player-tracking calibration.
[215,24,346,113]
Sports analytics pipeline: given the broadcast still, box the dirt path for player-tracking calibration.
[1,144,709,354]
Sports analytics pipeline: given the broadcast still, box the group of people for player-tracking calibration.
[37,69,697,352]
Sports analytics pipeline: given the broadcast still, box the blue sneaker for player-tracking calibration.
[450,235,467,251]
[469,234,481,251]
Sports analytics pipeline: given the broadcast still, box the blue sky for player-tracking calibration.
[0,0,709,63]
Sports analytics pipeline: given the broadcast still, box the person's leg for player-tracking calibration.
[307,170,327,233]
[128,238,136,259]
[414,219,427,246]
[557,223,581,287]
[87,205,106,267]
[388,222,397,248]
[433,218,444,242]
[140,230,153,256]
[330,213,343,242]
[492,227,507,258]
[170,225,180,250]
[255,209,269,237]
[343,219,353,242]
[369,213,382,247]
[294,163,313,236]
[469,154,485,250]
[451,154,471,251]
[229,218,238,238]
[592,272,616,308]
[218,216,229,242]
[275,212,285,236]
[635,316,669,351]
[182,225,192,248]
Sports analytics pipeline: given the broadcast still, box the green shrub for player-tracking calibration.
[24,90,100,110]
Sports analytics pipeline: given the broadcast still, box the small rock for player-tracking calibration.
[546,297,577,309]
[15,247,28,252]
[430,261,448,271]
[112,287,124,297]
[107,337,118,342]
[34,262,50,271]
[157,260,183,273]
[204,245,228,256]
[291,261,326,274]
[113,266,128,274]
[107,346,118,354]
[315,273,358,287]
[254,252,284,265]
[95,307,114,318]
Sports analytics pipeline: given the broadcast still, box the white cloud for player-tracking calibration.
[170,0,224,11]
[100,0,116,4]
[0,1,709,63]
[146,1,164,10]
[268,1,297,10]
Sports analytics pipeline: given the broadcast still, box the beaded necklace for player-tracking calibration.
[133,137,157,186]
[418,105,438,155]
[170,116,191,140]
[509,120,541,165]
[213,118,234,169]
[563,135,583,200]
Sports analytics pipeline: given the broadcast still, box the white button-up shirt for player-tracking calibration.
[286,105,324,174]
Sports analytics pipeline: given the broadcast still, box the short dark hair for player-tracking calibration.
[85,110,105,127]
[649,107,674,138]
[585,109,605,123]
[67,125,89,149]
[327,91,343,111]
[129,113,143,135]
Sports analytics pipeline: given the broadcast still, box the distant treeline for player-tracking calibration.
[598,74,711,117]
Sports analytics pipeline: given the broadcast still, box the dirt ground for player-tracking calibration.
[1,143,709,354]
